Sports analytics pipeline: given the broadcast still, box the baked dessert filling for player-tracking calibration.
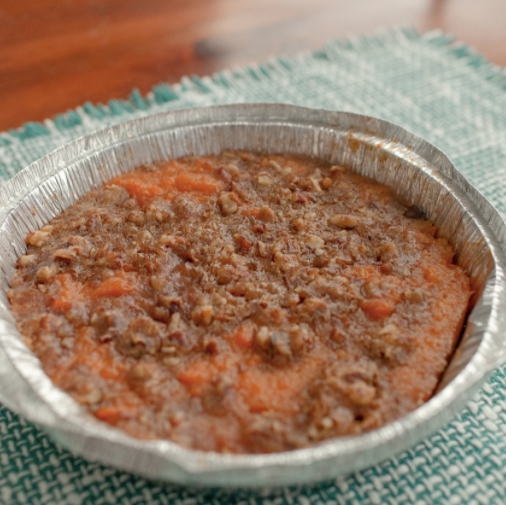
[8,151,471,453]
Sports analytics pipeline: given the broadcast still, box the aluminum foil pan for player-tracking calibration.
[0,104,505,488]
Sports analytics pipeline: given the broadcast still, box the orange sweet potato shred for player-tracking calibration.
[8,151,471,454]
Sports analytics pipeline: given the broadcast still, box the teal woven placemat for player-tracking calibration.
[1,27,506,505]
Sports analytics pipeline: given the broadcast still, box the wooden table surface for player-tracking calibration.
[1,0,505,132]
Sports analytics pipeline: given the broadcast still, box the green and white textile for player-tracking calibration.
[1,28,506,505]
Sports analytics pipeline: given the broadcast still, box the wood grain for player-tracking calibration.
[1,0,505,131]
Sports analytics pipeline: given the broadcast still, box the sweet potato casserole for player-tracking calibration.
[8,151,471,453]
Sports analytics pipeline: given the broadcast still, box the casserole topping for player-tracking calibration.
[9,151,471,453]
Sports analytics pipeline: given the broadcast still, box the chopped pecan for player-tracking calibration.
[54,248,76,262]
[259,205,275,222]
[218,193,238,216]
[18,254,37,267]
[26,230,51,247]
[321,177,332,189]
[258,175,273,186]
[306,235,325,250]
[36,264,57,283]
[378,242,400,262]
[270,331,292,356]
[191,304,214,326]
[257,241,269,258]
[329,214,362,229]
[127,210,145,225]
